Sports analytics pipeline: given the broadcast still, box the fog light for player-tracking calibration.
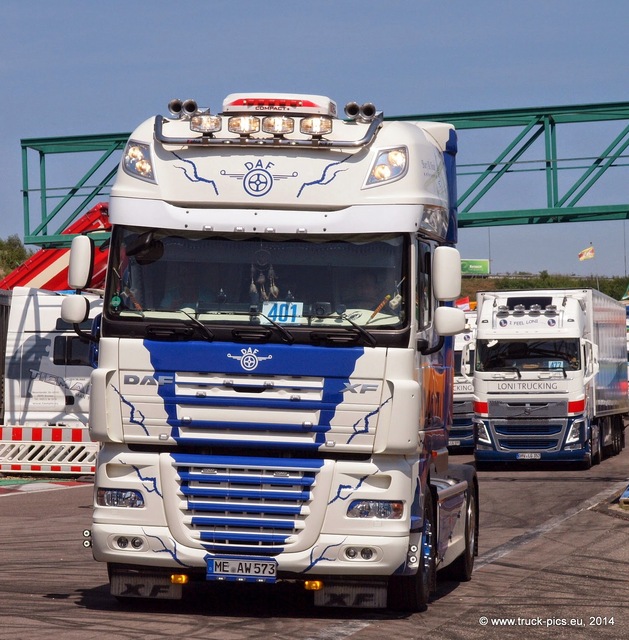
[360,548,374,560]
[131,537,143,549]
[117,536,129,549]
[345,547,358,559]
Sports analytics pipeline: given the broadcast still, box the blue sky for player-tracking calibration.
[1,1,628,276]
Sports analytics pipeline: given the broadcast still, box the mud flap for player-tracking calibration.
[110,571,183,600]
[313,581,387,608]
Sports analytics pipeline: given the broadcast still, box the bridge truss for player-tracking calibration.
[20,102,629,246]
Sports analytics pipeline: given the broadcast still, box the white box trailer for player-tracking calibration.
[472,288,628,467]
[0,287,101,474]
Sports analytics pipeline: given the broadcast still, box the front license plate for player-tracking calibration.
[517,452,541,460]
[206,556,277,583]
[449,440,461,446]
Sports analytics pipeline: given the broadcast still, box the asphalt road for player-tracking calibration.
[1,449,629,640]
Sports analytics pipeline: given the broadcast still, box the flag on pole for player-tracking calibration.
[578,245,595,261]
[621,283,629,300]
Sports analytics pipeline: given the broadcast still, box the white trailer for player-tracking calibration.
[472,288,628,467]
[0,286,101,474]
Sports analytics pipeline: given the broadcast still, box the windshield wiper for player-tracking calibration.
[255,310,295,345]
[339,312,377,348]
[176,310,215,342]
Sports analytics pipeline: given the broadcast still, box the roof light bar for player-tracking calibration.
[228,116,260,135]
[300,116,333,136]
[223,93,337,116]
[190,113,222,134]
[262,116,295,135]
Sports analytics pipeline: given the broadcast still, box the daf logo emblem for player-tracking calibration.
[227,347,272,371]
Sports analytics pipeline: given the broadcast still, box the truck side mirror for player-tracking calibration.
[432,246,461,302]
[434,306,466,335]
[61,295,90,325]
[68,235,95,290]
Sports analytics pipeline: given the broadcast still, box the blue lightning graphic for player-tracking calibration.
[347,395,393,444]
[113,386,149,435]
[145,534,190,567]
[297,156,351,198]
[131,464,162,498]
[302,540,346,572]
[172,152,219,195]
[328,475,369,505]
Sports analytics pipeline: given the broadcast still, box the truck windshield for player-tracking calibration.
[105,227,406,329]
[475,339,580,373]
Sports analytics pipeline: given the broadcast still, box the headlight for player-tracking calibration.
[475,420,492,445]
[122,141,156,183]
[97,488,145,508]
[365,147,408,187]
[566,420,584,444]
[347,500,403,519]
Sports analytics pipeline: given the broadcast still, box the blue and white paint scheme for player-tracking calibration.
[79,93,476,609]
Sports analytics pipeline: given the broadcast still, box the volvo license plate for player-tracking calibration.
[206,556,277,583]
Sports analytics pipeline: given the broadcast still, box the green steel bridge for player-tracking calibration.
[20,102,629,247]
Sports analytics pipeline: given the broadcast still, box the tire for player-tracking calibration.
[444,480,477,582]
[590,424,600,467]
[388,488,436,612]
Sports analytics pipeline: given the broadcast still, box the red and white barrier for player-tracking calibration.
[0,425,97,475]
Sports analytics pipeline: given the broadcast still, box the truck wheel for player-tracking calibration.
[388,489,436,612]
[590,427,600,466]
[444,482,477,582]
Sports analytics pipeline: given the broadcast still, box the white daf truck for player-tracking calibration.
[62,92,478,611]
[471,289,628,467]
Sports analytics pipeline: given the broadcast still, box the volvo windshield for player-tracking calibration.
[476,338,580,375]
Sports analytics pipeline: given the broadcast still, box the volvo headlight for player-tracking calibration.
[475,420,492,445]
[566,419,584,444]
[122,141,156,183]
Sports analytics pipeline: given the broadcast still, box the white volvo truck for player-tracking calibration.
[62,92,478,611]
[471,289,628,467]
